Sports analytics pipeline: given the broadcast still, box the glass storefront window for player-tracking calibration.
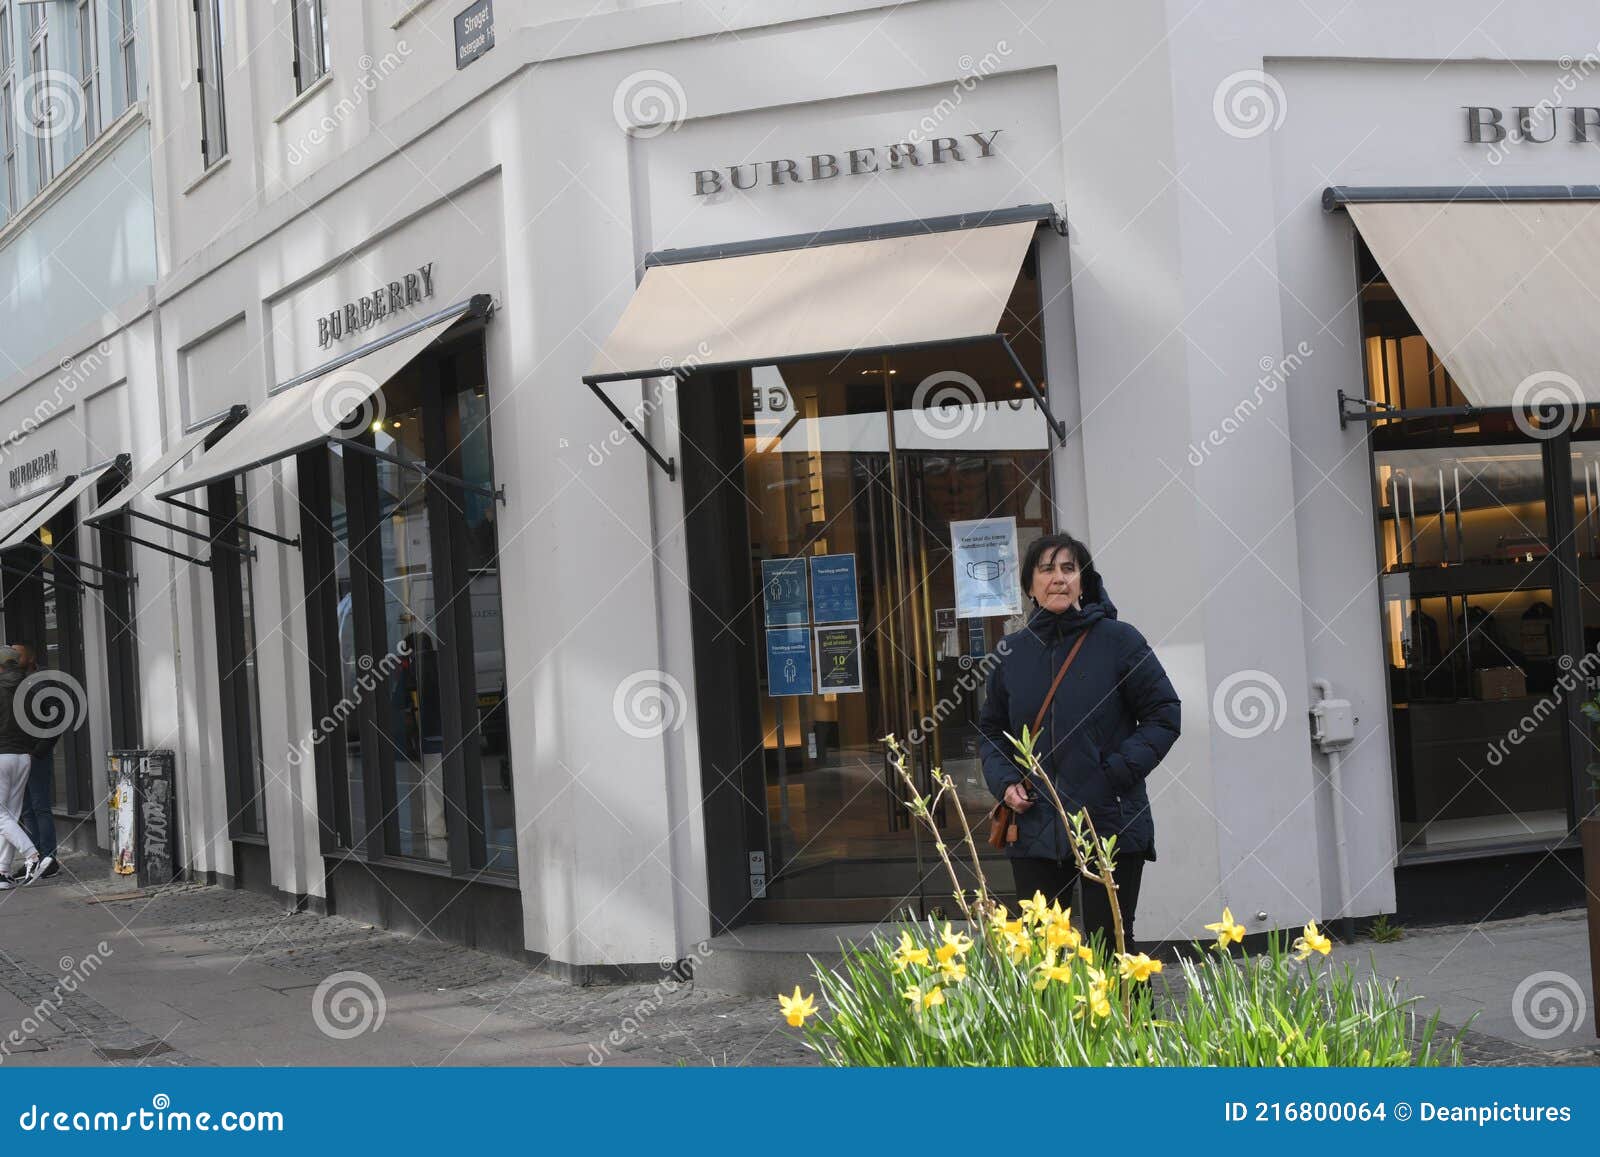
[1361,241,1576,857]
[372,400,449,864]
[1374,445,1547,573]
[308,331,511,873]
[449,379,513,873]
[209,477,267,838]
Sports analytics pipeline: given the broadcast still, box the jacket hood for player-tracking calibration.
[1025,569,1119,642]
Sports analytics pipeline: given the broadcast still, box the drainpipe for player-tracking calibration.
[1310,678,1357,944]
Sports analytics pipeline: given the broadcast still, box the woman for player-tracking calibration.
[978,532,1180,953]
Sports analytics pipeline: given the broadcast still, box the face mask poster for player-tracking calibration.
[951,516,1022,619]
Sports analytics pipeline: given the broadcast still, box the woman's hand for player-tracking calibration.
[1003,782,1033,812]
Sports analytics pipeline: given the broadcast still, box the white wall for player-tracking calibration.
[130,0,1600,968]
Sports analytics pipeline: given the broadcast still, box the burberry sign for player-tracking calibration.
[692,129,1004,196]
[317,263,436,348]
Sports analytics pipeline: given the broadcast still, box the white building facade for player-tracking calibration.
[4,0,1596,981]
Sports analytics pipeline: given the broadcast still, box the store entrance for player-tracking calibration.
[683,253,1056,924]
[1359,242,1590,860]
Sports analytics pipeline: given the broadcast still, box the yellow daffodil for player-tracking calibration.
[991,915,1025,938]
[1019,890,1051,927]
[902,983,946,1011]
[891,931,931,972]
[1076,944,1094,963]
[938,959,968,984]
[1002,930,1034,965]
[1032,949,1074,991]
[1044,920,1082,953]
[1292,920,1333,961]
[939,924,974,956]
[1204,906,1246,951]
[1072,981,1112,1019]
[1115,952,1164,983]
[985,902,1012,926]
[778,986,817,1027]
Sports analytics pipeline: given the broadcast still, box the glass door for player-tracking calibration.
[742,335,1053,919]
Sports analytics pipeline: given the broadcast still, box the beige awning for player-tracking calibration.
[83,424,218,523]
[0,484,68,545]
[587,221,1038,380]
[1346,199,1600,407]
[158,310,461,499]
[0,464,116,548]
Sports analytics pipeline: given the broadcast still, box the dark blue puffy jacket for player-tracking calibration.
[978,573,1181,862]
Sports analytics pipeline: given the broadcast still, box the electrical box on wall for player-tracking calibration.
[1310,699,1356,752]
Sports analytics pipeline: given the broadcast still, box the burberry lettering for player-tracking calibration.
[693,130,1003,196]
[317,263,436,348]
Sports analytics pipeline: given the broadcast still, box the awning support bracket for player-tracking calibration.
[160,497,301,550]
[1337,388,1481,430]
[12,541,134,581]
[584,378,677,481]
[117,508,250,556]
[994,334,1067,445]
[2,561,104,592]
[89,517,212,568]
[337,438,506,504]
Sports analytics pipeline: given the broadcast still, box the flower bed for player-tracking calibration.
[775,735,1463,1067]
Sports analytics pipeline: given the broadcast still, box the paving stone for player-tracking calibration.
[14,852,1597,1068]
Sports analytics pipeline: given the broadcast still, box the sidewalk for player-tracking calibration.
[0,852,1594,1067]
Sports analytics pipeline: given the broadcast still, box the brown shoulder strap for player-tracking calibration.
[1031,626,1092,735]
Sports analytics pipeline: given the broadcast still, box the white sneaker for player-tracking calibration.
[0,878,13,891]
[21,855,53,885]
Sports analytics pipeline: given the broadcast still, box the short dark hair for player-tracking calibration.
[1021,532,1095,599]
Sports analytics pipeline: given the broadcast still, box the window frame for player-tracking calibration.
[297,331,514,877]
[96,461,141,749]
[27,7,50,186]
[1,2,17,218]
[117,0,134,108]
[207,472,268,840]
[289,0,327,94]
[76,0,99,142]
[193,0,226,167]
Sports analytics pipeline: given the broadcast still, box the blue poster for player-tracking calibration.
[967,619,988,658]
[761,558,809,627]
[809,554,859,624]
[765,628,813,696]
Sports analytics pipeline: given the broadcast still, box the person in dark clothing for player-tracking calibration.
[0,645,52,887]
[11,642,58,876]
[978,532,1181,954]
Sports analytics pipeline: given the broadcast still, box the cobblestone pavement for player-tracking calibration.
[8,853,1597,1067]
[51,856,813,1067]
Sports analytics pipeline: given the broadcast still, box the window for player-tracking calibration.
[299,330,515,874]
[1,3,16,217]
[96,464,141,748]
[290,0,327,93]
[76,0,99,141]
[208,476,267,838]
[117,0,134,108]
[27,4,49,185]
[194,0,225,166]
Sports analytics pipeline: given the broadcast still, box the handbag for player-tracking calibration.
[987,626,1093,849]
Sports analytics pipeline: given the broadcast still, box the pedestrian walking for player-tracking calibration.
[0,645,53,888]
[11,641,59,878]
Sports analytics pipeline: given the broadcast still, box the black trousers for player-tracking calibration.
[1009,854,1147,955]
